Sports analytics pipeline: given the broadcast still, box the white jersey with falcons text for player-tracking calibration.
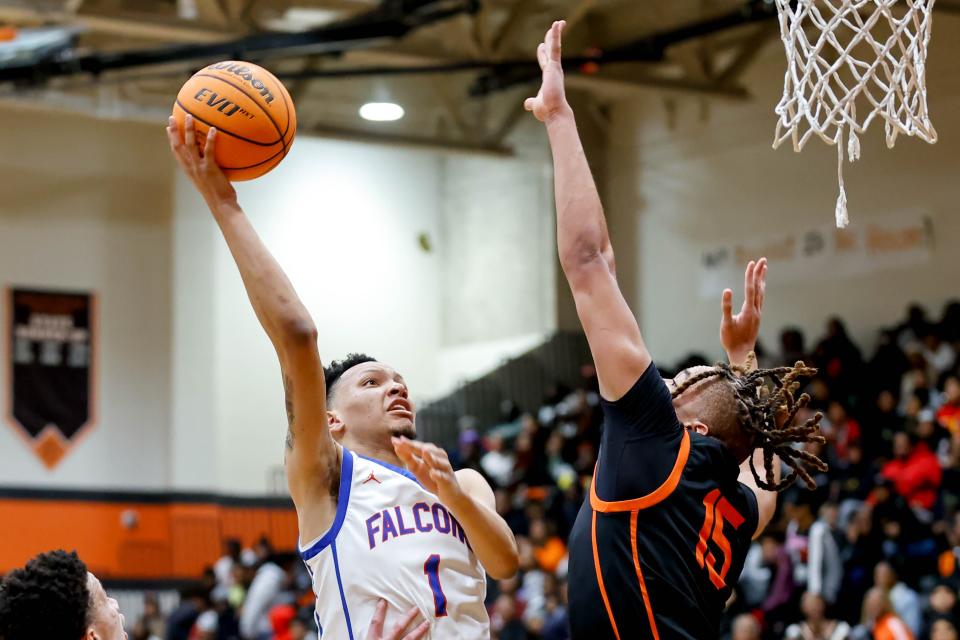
[299,448,489,640]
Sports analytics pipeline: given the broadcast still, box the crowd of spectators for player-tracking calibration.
[132,538,317,640]
[137,300,960,640]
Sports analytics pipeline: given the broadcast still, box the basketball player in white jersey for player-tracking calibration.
[167,116,519,640]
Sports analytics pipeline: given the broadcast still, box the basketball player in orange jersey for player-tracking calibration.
[166,115,518,639]
[526,21,827,639]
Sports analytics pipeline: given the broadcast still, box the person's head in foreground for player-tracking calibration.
[0,550,126,640]
[323,354,417,452]
[667,355,828,491]
[731,613,762,640]
[931,616,960,640]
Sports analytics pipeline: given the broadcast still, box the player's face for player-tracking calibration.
[329,363,417,445]
[85,573,127,640]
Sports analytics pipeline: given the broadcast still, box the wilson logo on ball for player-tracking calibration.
[208,62,276,104]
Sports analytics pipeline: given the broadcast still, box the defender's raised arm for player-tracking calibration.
[526,21,651,402]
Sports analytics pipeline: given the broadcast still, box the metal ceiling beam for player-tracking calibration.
[564,0,600,34]
[0,0,479,85]
[0,6,238,42]
[490,0,544,58]
[714,24,777,86]
[565,73,749,101]
[470,0,779,96]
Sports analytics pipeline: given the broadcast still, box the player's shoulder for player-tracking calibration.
[683,433,747,494]
[454,467,487,485]
[455,468,496,509]
[686,431,739,469]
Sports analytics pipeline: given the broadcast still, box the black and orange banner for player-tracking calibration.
[7,288,96,469]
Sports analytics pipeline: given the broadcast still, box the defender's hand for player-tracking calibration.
[166,115,237,208]
[721,258,767,367]
[366,601,429,640]
[392,438,465,507]
[524,20,570,123]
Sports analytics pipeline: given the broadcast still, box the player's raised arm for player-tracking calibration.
[720,258,767,370]
[526,21,650,402]
[718,257,778,537]
[166,116,338,513]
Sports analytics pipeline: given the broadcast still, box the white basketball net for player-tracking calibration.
[772,0,937,227]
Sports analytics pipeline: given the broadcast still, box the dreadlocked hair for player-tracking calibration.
[670,357,827,492]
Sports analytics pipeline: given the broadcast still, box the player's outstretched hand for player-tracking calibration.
[524,20,570,123]
[166,114,237,208]
[392,438,466,507]
[366,600,429,640]
[720,257,768,368]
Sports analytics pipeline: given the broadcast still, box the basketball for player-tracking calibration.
[172,61,296,181]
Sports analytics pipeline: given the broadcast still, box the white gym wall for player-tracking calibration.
[0,106,172,489]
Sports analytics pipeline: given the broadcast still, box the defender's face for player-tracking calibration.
[85,573,127,640]
[331,362,416,442]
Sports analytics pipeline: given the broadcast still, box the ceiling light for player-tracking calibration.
[359,102,405,122]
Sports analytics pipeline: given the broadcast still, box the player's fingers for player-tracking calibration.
[429,469,445,483]
[536,42,548,70]
[757,262,767,312]
[753,257,765,291]
[393,443,418,468]
[389,605,422,637]
[743,260,756,307]
[369,600,388,636]
[166,117,181,148]
[391,439,418,466]
[166,123,196,172]
[405,621,430,640]
[391,436,416,452]
[549,20,564,62]
[425,448,450,470]
[524,97,536,112]
[398,449,426,478]
[721,289,733,321]
[184,114,196,156]
[397,438,429,461]
[203,127,217,162]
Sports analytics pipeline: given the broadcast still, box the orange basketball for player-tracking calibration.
[172,61,296,181]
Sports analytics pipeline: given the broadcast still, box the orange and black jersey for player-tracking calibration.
[567,363,759,640]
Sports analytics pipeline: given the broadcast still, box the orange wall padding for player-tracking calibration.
[0,497,298,579]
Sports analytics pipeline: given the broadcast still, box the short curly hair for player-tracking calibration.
[0,550,91,640]
[324,353,377,400]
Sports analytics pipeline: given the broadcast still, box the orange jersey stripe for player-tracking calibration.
[592,510,621,640]
[631,510,661,639]
[591,430,691,513]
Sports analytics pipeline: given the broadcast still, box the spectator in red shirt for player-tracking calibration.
[937,375,960,436]
[826,400,862,464]
[881,432,942,512]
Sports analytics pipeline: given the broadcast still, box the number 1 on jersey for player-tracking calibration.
[423,554,448,617]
